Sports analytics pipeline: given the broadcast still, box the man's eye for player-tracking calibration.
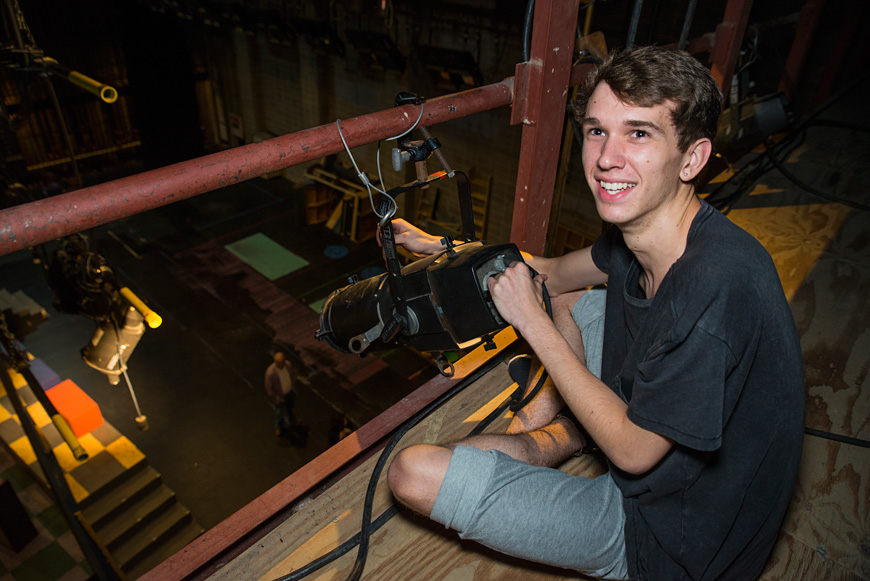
[632,130,648,139]
[587,128,604,137]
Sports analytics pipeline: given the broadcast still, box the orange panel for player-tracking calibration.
[45,379,104,437]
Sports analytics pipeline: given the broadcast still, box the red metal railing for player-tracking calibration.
[0,81,513,256]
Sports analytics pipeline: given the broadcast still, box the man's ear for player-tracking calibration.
[681,138,713,182]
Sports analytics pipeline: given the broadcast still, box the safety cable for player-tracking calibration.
[386,102,425,142]
[335,118,397,222]
[335,102,426,224]
[373,102,426,212]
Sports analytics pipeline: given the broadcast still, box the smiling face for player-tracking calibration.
[581,82,699,230]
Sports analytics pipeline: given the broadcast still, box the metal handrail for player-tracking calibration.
[0,79,514,256]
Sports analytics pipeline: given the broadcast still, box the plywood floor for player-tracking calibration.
[201,92,870,580]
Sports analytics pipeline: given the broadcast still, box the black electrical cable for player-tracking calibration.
[465,398,514,438]
[706,109,812,213]
[705,152,777,214]
[677,0,698,51]
[523,0,603,63]
[763,143,870,211]
[505,272,552,413]
[707,118,870,214]
[706,74,870,214]
[467,283,554,437]
[522,0,534,62]
[276,505,400,581]
[580,0,605,11]
[804,427,870,448]
[625,0,644,49]
[273,350,509,581]
[351,349,513,581]
[762,85,870,210]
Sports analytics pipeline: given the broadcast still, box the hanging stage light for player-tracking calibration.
[81,306,146,385]
[317,170,523,373]
[45,234,158,428]
[317,238,522,354]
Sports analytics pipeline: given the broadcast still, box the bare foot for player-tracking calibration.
[506,360,567,435]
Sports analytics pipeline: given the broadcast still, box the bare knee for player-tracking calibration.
[552,289,585,320]
[388,444,452,516]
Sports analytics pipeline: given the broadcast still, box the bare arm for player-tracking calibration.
[487,262,672,474]
[378,219,445,256]
[383,219,608,294]
[523,246,608,296]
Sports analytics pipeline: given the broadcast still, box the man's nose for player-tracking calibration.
[597,137,625,170]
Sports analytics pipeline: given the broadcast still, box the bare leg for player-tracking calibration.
[507,290,588,435]
[388,418,578,517]
[461,416,579,466]
[388,444,453,516]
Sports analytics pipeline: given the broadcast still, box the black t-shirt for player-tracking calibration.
[591,199,805,580]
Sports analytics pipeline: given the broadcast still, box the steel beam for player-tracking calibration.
[0,81,513,256]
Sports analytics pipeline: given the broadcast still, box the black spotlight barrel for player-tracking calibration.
[317,273,393,354]
[317,241,524,355]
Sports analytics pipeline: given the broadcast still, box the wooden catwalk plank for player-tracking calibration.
[762,530,864,581]
[727,201,851,301]
[779,435,870,579]
[730,205,870,579]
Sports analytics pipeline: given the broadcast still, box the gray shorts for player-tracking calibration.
[430,290,628,579]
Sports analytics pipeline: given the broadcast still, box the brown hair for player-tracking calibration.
[572,46,723,152]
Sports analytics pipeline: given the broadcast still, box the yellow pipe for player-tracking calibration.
[51,414,88,461]
[43,56,118,104]
[68,71,118,103]
[120,287,162,328]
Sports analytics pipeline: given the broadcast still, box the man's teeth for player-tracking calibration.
[600,181,635,193]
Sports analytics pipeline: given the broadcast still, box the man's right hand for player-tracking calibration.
[378,219,444,257]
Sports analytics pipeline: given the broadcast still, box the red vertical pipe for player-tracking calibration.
[779,0,826,100]
[812,0,864,107]
[509,0,581,255]
[710,0,754,97]
[0,80,513,256]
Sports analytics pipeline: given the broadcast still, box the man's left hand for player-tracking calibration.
[486,261,549,332]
